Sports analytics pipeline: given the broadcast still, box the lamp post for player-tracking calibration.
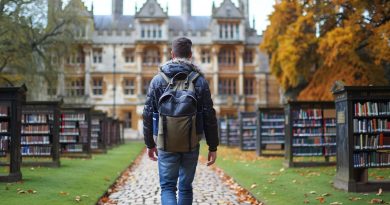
[113,44,117,118]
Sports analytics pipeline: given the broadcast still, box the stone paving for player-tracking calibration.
[107,152,252,205]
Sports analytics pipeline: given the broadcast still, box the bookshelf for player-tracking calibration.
[219,117,228,146]
[333,86,390,192]
[284,101,336,167]
[103,117,113,149]
[60,105,92,158]
[257,107,285,156]
[0,85,27,182]
[227,117,240,147]
[111,119,120,146]
[21,101,61,167]
[90,111,107,154]
[239,112,258,151]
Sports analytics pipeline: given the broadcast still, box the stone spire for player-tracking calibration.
[112,0,123,19]
[181,0,191,20]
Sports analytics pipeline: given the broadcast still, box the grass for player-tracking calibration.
[200,144,390,205]
[0,142,144,205]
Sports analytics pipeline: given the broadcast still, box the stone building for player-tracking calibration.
[48,0,281,136]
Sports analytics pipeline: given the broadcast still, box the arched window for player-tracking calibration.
[142,47,161,66]
[218,47,236,66]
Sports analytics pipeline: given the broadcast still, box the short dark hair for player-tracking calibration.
[172,37,192,58]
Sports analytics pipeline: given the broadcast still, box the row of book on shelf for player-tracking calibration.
[354,134,390,150]
[353,152,390,168]
[21,146,51,156]
[21,114,51,124]
[293,147,336,156]
[354,102,390,117]
[21,125,50,134]
[21,136,50,145]
[353,118,390,133]
[0,122,8,133]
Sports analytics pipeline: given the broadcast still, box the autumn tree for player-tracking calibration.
[261,0,390,100]
[0,0,84,99]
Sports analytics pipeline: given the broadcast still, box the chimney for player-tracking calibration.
[181,0,191,20]
[112,0,123,19]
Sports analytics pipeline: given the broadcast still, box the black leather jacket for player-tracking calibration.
[142,60,219,152]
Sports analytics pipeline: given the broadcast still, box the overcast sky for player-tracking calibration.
[72,0,275,34]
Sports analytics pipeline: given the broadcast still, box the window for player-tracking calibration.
[218,78,237,95]
[244,50,254,64]
[140,23,162,39]
[92,78,103,96]
[219,22,240,40]
[66,52,85,64]
[218,48,236,66]
[124,112,132,128]
[201,50,211,64]
[66,78,85,97]
[123,78,135,95]
[93,49,103,64]
[142,78,152,95]
[143,48,161,65]
[124,49,134,63]
[244,78,254,95]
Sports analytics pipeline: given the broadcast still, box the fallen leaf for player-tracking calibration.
[27,189,37,194]
[101,197,109,203]
[370,198,384,204]
[303,199,310,204]
[250,184,257,189]
[329,202,343,205]
[377,188,383,196]
[292,179,297,183]
[349,197,362,201]
[280,168,285,172]
[75,196,81,202]
[315,196,325,203]
[59,191,69,196]
[376,176,385,180]
[321,193,331,197]
[18,190,26,194]
[309,191,317,194]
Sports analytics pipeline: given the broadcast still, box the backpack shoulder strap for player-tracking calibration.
[188,71,200,84]
[159,72,170,84]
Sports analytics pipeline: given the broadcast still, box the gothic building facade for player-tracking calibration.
[49,0,281,135]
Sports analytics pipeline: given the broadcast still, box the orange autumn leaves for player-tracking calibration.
[261,0,390,100]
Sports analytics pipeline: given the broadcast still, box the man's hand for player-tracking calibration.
[147,147,158,161]
[207,151,217,166]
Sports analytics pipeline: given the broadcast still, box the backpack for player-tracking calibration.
[153,70,200,152]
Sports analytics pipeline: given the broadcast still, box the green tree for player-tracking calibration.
[0,0,83,93]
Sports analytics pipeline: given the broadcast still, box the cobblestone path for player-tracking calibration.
[107,152,254,205]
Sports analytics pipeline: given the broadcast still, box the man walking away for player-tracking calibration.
[143,37,219,205]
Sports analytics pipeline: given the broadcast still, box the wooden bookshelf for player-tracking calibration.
[239,112,258,151]
[0,85,27,182]
[90,111,107,154]
[21,101,61,167]
[284,101,336,167]
[333,86,390,192]
[257,107,285,156]
[59,105,92,158]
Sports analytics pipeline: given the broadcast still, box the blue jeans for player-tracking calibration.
[158,147,199,205]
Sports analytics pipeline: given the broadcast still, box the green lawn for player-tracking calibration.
[201,145,390,205]
[0,142,144,205]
